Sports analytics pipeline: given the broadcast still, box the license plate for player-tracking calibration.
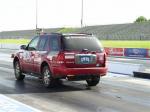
[80,56,90,64]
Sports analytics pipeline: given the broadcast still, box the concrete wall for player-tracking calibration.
[107,61,144,76]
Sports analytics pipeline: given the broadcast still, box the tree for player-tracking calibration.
[135,16,147,23]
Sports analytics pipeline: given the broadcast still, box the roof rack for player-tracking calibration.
[39,32,93,37]
[39,32,62,35]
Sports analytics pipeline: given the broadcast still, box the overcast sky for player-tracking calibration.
[0,0,150,31]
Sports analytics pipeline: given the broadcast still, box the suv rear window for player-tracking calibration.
[63,36,103,52]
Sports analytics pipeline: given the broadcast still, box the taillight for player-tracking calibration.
[98,53,106,67]
[64,53,75,59]
[57,54,65,64]
[65,55,75,59]
[103,53,106,67]
[64,53,75,64]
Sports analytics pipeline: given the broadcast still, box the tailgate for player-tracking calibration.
[64,52,105,68]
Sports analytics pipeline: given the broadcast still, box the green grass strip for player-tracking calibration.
[0,39,30,44]
[0,39,150,49]
[101,40,150,49]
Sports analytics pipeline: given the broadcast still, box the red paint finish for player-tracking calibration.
[13,33,107,82]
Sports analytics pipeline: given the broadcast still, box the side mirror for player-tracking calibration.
[20,45,27,50]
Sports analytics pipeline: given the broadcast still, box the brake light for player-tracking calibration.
[64,53,75,59]
[57,54,64,64]
[103,53,106,67]
[65,55,75,59]
[98,53,106,67]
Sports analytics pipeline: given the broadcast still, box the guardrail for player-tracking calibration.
[107,61,144,76]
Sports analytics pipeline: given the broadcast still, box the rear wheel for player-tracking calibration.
[86,75,100,86]
[42,66,54,88]
[14,61,25,80]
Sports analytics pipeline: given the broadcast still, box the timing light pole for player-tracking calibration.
[81,0,84,27]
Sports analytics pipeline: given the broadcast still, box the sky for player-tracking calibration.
[0,0,150,31]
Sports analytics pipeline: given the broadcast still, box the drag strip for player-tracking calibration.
[0,60,150,112]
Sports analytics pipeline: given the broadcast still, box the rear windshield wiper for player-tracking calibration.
[82,49,89,52]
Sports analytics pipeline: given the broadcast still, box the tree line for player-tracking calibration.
[135,16,150,23]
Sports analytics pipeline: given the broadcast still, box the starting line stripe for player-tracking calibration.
[0,94,41,112]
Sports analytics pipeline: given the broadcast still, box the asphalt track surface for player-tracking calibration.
[0,49,150,112]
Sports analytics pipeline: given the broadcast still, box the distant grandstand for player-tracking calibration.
[0,28,61,39]
[0,22,150,40]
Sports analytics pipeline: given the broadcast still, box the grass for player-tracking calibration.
[0,39,150,49]
[0,39,30,44]
[101,40,150,49]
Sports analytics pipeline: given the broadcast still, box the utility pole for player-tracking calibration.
[81,0,84,27]
[36,0,38,29]
[35,0,42,35]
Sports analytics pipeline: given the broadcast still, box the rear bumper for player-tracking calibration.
[52,66,107,78]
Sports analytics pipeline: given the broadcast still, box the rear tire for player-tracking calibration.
[42,66,54,88]
[14,61,25,81]
[86,75,100,86]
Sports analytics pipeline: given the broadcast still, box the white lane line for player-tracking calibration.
[0,94,41,112]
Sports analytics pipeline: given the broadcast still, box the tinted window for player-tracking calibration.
[63,36,103,52]
[28,36,39,50]
[38,36,48,51]
[49,35,60,51]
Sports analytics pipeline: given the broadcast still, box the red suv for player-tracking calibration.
[13,33,107,87]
